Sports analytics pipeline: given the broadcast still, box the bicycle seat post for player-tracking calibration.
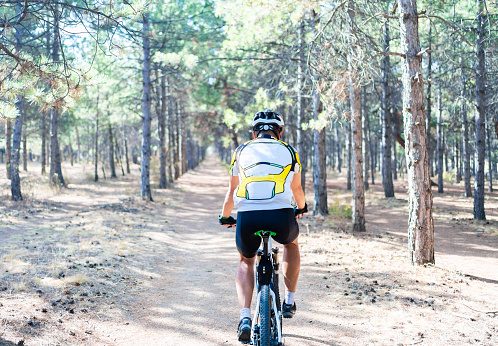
[262,233,270,257]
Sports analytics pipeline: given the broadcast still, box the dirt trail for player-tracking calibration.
[1,155,497,345]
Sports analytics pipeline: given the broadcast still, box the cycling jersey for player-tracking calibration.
[229,134,301,212]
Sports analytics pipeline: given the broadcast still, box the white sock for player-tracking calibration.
[285,291,295,305]
[240,308,251,320]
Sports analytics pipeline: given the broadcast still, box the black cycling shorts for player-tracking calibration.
[236,208,299,258]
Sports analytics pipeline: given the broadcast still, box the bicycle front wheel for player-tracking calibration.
[259,284,271,346]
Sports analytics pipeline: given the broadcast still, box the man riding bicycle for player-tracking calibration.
[219,109,307,343]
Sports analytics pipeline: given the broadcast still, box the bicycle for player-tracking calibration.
[251,229,283,346]
[220,204,307,346]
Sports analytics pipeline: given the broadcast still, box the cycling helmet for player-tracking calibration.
[252,109,284,137]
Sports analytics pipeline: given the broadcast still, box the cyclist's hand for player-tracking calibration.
[219,215,236,228]
[294,202,308,219]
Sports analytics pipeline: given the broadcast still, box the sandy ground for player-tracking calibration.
[0,155,497,346]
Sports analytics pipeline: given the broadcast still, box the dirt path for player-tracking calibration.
[1,156,497,345]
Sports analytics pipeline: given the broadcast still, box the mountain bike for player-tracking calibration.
[220,204,307,346]
[251,230,283,346]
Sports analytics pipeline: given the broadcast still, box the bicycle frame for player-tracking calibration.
[251,230,282,346]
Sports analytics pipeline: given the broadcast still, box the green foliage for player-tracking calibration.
[329,197,352,220]
[0,102,20,119]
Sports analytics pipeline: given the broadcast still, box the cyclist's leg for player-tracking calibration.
[234,211,261,309]
[282,237,300,293]
[235,254,255,309]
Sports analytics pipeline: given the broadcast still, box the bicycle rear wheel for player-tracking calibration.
[259,284,271,346]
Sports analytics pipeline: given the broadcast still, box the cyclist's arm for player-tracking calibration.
[290,172,306,210]
[221,175,239,218]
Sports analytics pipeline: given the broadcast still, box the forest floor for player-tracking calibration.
[0,155,497,346]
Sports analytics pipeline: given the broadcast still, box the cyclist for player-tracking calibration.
[219,109,307,343]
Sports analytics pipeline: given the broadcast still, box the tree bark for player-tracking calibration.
[335,122,342,173]
[310,11,328,216]
[392,141,398,180]
[158,67,168,188]
[296,18,307,193]
[124,131,130,174]
[474,0,486,220]
[461,59,472,197]
[41,113,46,174]
[6,119,12,179]
[349,77,365,232]
[426,27,434,177]
[94,94,99,182]
[486,113,493,192]
[11,99,23,200]
[50,108,65,186]
[437,74,444,193]
[49,5,65,187]
[75,125,81,163]
[382,21,395,198]
[141,11,153,201]
[22,119,27,171]
[346,1,365,231]
[455,141,461,183]
[361,88,369,190]
[108,121,117,178]
[346,118,352,191]
[398,0,435,265]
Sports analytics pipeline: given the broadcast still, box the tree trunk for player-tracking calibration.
[346,118,352,191]
[426,27,433,177]
[486,113,493,192]
[11,99,23,200]
[50,108,65,186]
[94,95,99,182]
[108,121,117,178]
[141,11,153,201]
[166,78,174,183]
[124,132,130,174]
[455,141,461,183]
[335,122,342,173]
[437,75,444,193]
[310,11,328,215]
[461,60,472,197]
[398,0,434,265]
[22,118,27,171]
[6,119,12,179]
[49,5,65,187]
[474,0,486,220]
[75,125,81,164]
[361,88,369,190]
[296,18,307,193]
[41,113,46,174]
[168,92,175,182]
[329,130,335,170]
[392,141,398,180]
[349,77,365,232]
[382,21,394,197]
[158,68,168,189]
[68,131,74,167]
[366,113,375,185]
[311,93,328,215]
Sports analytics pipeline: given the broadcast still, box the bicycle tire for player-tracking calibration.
[259,284,271,346]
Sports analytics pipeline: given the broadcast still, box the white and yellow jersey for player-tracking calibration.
[229,134,301,212]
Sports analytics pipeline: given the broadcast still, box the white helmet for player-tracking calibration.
[252,109,284,134]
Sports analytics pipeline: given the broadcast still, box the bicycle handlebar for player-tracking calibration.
[219,215,236,227]
[294,202,308,216]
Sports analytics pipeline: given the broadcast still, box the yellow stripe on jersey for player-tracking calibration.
[236,164,293,199]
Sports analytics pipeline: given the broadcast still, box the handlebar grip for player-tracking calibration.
[219,215,236,226]
[294,202,308,216]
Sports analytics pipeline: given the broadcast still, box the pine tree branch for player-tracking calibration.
[374,51,406,59]
[420,14,473,47]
